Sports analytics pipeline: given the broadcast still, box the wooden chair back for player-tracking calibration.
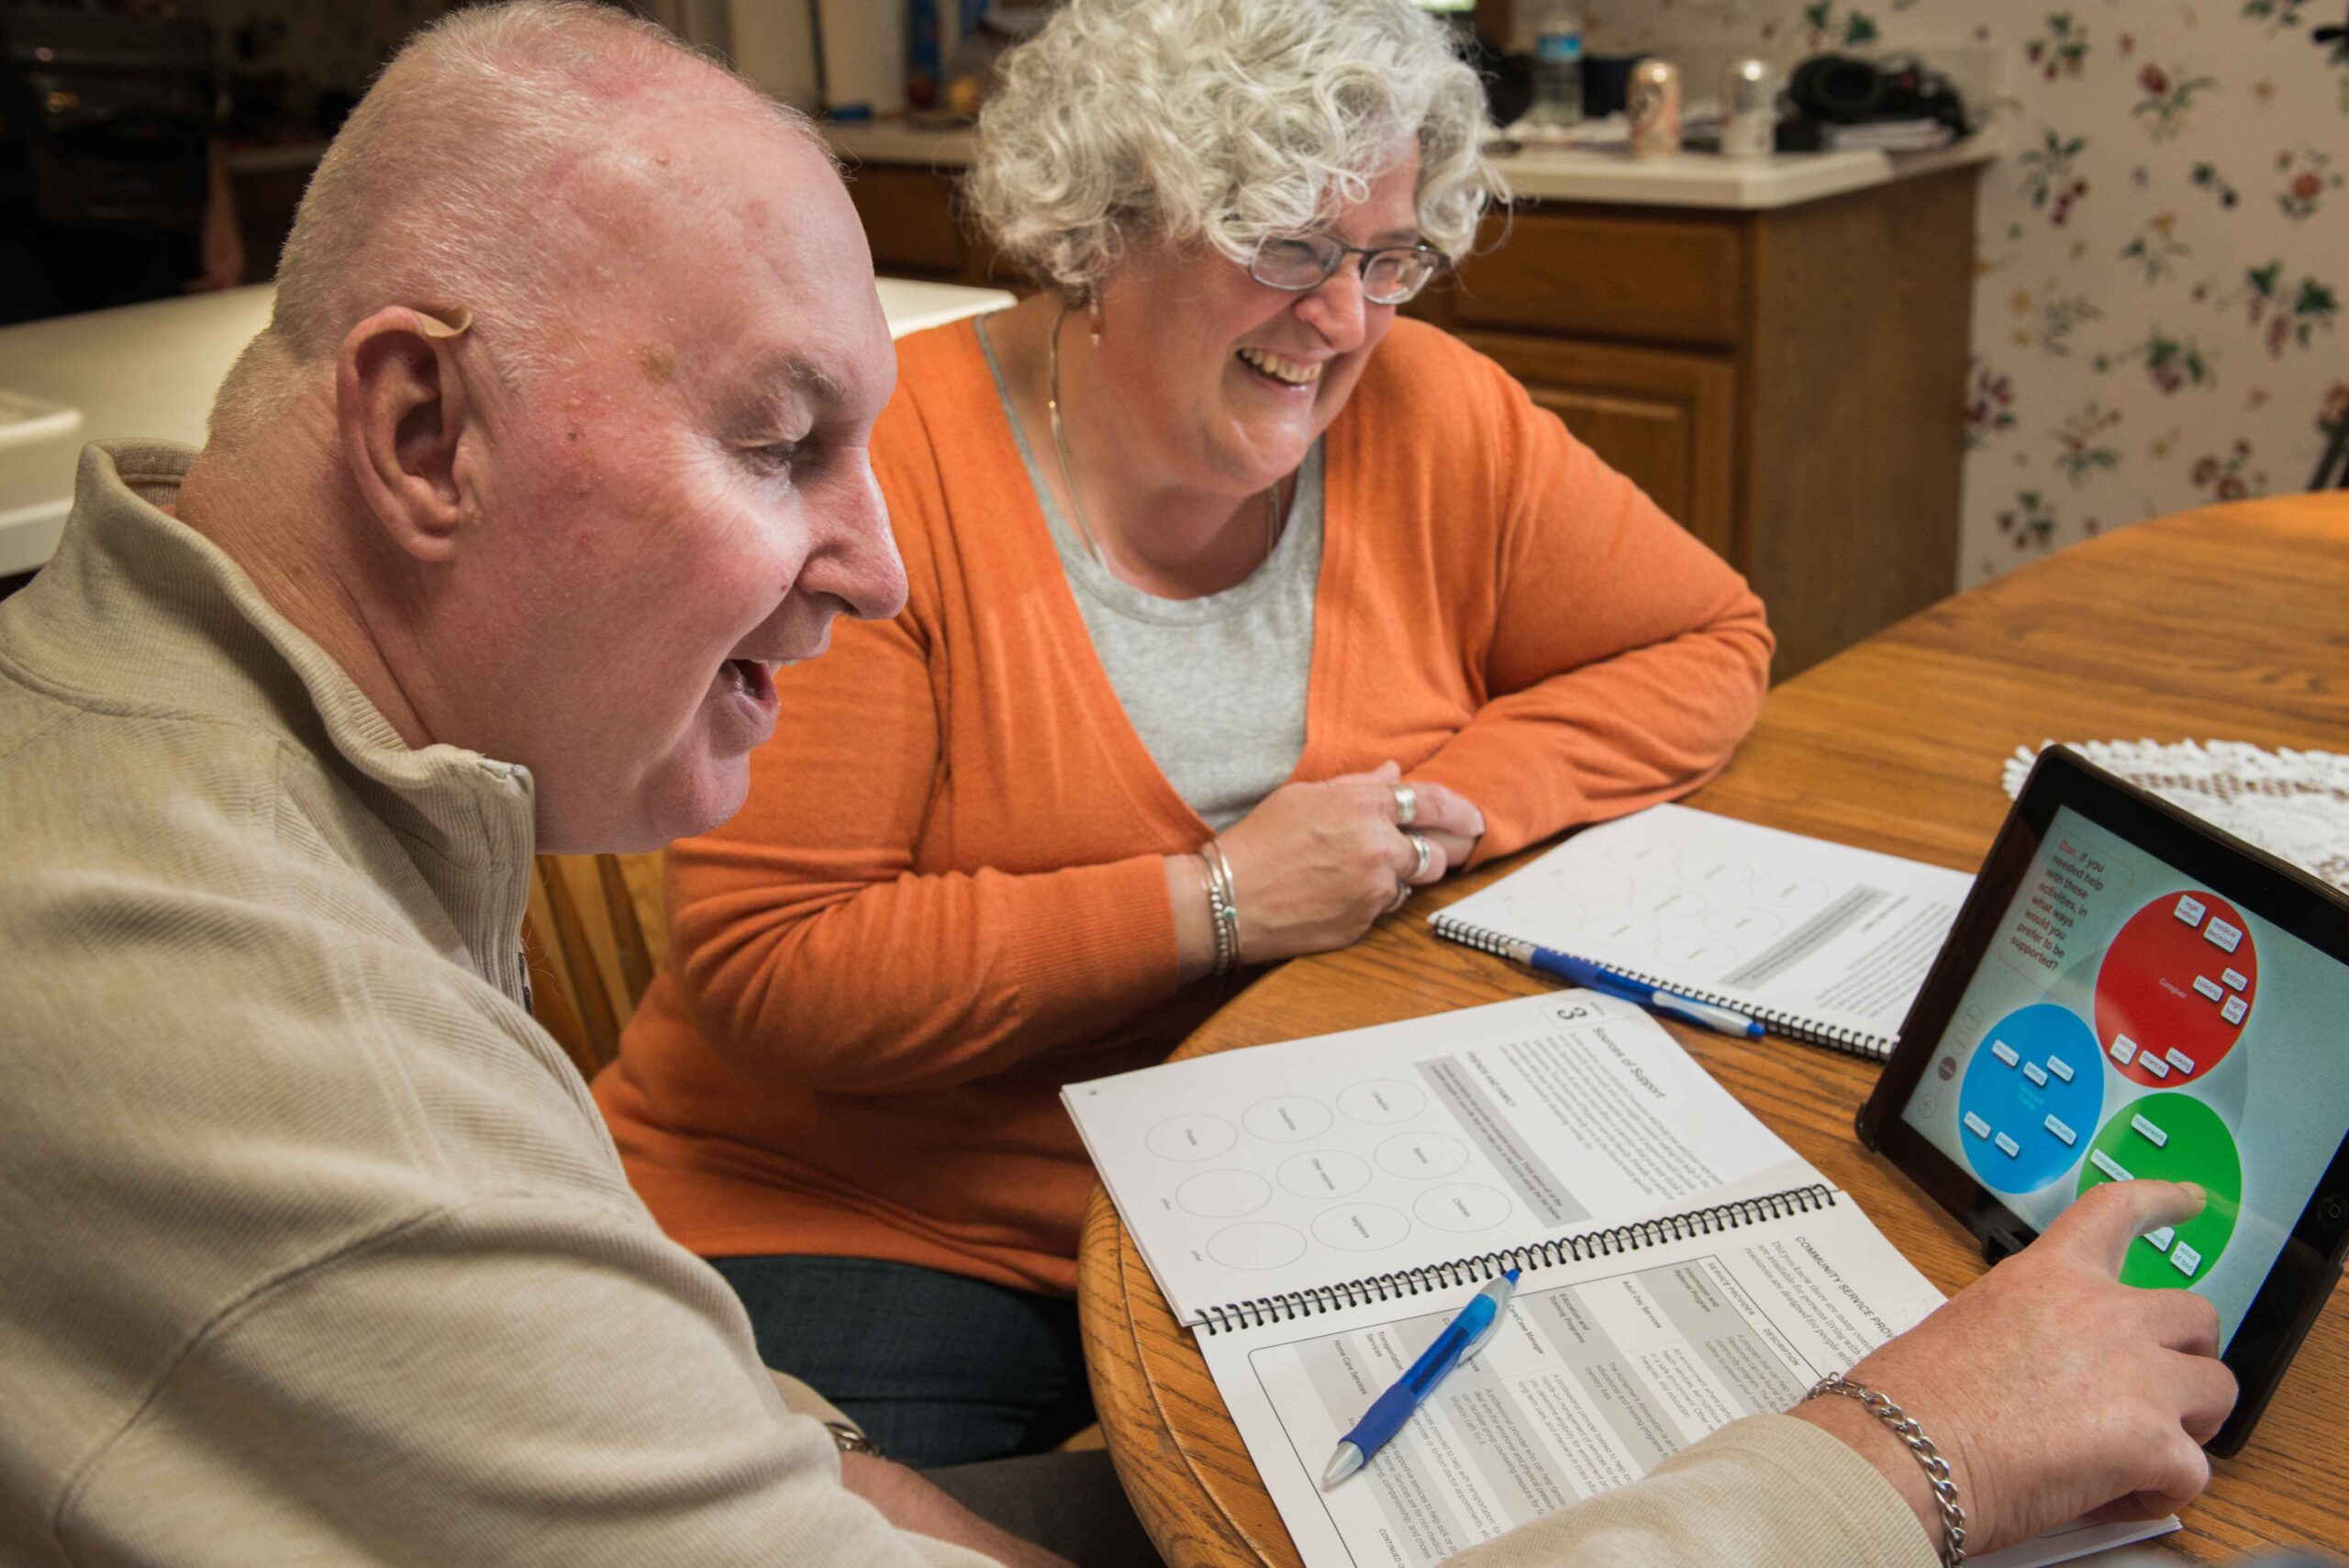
[521,851,669,1078]
[521,850,1104,1454]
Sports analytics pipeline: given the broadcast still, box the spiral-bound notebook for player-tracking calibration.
[1431,804,1976,1060]
[1067,993,2174,1568]
[1063,992,1823,1329]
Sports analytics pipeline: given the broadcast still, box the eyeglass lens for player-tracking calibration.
[1252,238,1437,304]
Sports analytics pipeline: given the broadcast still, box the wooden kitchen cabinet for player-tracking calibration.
[843,163,999,287]
[842,155,1981,678]
[1462,332,1737,562]
[1415,165,1980,677]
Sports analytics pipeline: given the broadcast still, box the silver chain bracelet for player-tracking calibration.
[1805,1373,1966,1567]
[822,1419,884,1459]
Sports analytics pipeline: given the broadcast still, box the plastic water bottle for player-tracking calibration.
[1529,6,1585,129]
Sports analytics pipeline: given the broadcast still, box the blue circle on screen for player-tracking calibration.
[1956,1004,2104,1194]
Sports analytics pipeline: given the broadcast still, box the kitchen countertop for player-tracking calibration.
[823,118,1998,211]
[0,276,1014,578]
[222,110,2000,214]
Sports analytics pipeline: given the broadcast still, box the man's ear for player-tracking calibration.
[336,306,480,564]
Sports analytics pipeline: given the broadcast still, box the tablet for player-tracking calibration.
[1857,745,2349,1455]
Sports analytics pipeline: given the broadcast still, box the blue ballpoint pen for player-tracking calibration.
[1320,1269,1519,1487]
[1500,938,1765,1040]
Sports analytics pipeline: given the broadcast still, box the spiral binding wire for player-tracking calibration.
[1195,1183,1839,1335]
[1429,913,1892,1062]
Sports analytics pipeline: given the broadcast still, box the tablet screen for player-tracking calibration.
[1897,803,2349,1346]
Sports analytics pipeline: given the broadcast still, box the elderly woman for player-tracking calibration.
[596,0,1765,1456]
[596,8,2232,1560]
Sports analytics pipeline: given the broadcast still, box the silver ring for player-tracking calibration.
[1387,883,1414,913]
[1407,830,1432,882]
[1391,783,1418,828]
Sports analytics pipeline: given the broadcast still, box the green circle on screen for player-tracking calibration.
[2077,1091,2242,1288]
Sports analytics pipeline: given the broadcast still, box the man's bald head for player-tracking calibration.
[217,0,826,427]
[180,0,905,854]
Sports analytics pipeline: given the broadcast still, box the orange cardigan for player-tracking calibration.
[593,317,1772,1295]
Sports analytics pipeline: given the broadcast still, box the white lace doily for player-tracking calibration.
[2001,740,2349,895]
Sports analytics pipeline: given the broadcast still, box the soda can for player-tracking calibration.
[1627,59,1683,158]
[1720,58,1777,160]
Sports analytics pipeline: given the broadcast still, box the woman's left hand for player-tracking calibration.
[1220,762,1483,958]
[1365,762,1481,878]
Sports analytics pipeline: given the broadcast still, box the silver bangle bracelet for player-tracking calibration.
[1805,1373,1966,1567]
[1200,840,1241,975]
[1196,850,1233,976]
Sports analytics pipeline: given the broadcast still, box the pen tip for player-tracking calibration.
[1321,1443,1364,1488]
[1503,1267,1520,1282]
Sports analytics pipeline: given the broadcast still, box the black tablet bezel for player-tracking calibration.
[1855,745,2349,1456]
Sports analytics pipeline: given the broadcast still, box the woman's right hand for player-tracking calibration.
[1206,761,1485,967]
[1788,1179,2237,1559]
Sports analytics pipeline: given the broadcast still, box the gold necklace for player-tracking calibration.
[1046,304,1282,580]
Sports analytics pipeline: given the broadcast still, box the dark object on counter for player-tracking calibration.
[1580,52,1647,117]
[1464,30,1532,131]
[1786,53,1969,134]
[1773,117,1824,153]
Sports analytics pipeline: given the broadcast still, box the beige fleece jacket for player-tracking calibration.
[0,443,996,1568]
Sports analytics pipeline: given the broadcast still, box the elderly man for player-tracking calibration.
[0,6,1134,1565]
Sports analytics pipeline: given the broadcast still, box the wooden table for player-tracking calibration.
[1078,494,2349,1566]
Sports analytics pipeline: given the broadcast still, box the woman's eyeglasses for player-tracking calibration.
[1248,235,1448,306]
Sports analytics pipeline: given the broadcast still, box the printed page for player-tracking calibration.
[1202,1199,2173,1568]
[1064,992,1818,1326]
[1434,804,1976,1048]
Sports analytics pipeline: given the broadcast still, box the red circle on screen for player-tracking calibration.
[2092,891,2256,1087]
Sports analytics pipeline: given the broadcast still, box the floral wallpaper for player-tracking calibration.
[1578,0,2349,587]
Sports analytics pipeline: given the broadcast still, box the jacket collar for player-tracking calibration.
[2,440,539,990]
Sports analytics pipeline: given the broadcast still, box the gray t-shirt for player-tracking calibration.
[976,318,1321,829]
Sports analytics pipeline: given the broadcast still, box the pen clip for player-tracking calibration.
[1457,1272,1518,1364]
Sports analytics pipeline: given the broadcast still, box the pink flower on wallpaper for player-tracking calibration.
[2021,130,2090,223]
[2188,439,2265,502]
[1998,490,2059,551]
[2131,64,2218,141]
[1967,361,2019,449]
[1801,1,1881,49]
[2025,14,2090,79]
[2276,150,2343,220]
[2053,403,2124,484]
[2320,384,2349,437]
[2240,262,2340,355]
[2099,330,2216,395]
[2120,214,2189,283]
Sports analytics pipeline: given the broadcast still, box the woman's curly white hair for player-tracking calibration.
[965,0,1506,301]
